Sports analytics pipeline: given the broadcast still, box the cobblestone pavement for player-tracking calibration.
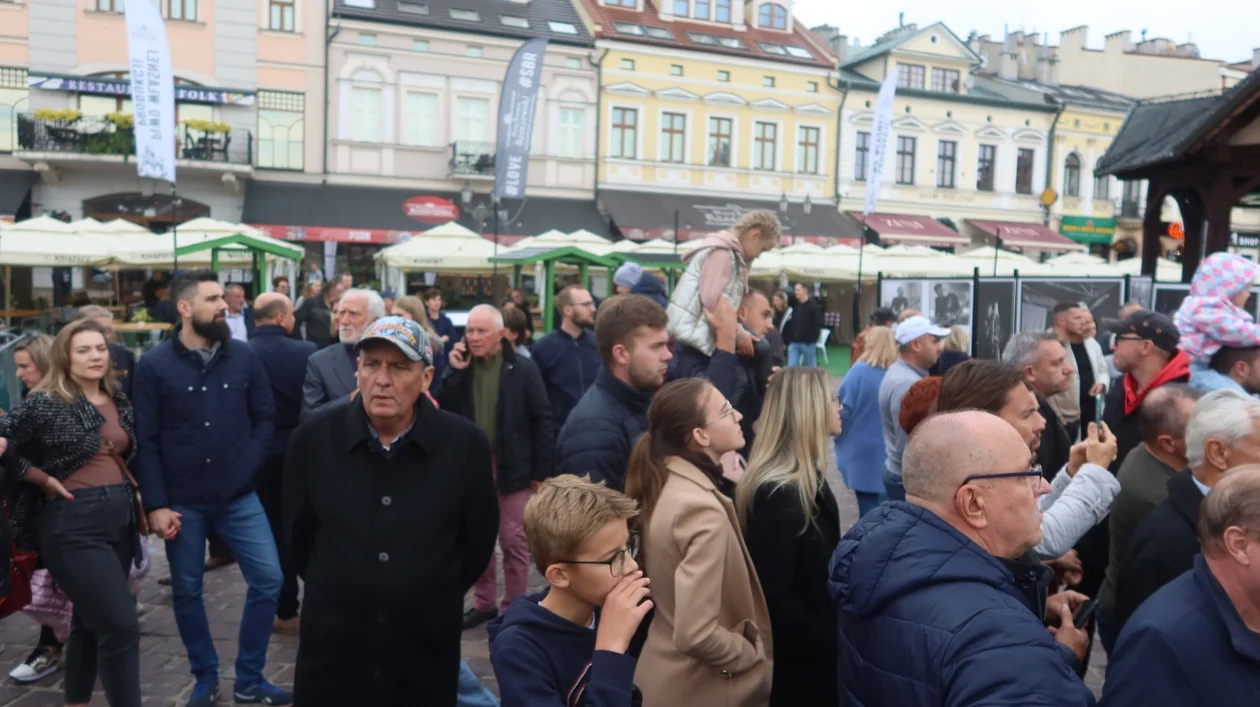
[0,470,1105,704]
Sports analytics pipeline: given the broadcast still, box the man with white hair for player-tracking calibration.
[1003,330,1078,477]
[438,304,552,630]
[1109,388,1260,642]
[1101,465,1260,704]
[301,288,385,419]
[830,411,1096,705]
[224,283,255,342]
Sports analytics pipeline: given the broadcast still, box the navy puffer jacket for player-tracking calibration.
[555,368,652,491]
[829,502,1096,707]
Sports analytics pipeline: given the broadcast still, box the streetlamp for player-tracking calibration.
[803,194,812,215]
[779,192,789,213]
[460,181,474,209]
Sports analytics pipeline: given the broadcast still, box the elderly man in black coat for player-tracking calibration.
[284,317,498,706]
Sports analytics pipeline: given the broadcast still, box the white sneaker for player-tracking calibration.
[9,646,62,683]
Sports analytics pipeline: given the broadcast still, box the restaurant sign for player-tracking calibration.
[27,73,256,106]
[402,196,460,224]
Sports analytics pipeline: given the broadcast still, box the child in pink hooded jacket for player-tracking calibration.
[1173,252,1260,369]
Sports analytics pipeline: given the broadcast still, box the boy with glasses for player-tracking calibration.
[489,475,653,705]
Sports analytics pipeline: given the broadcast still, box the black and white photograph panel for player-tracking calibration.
[1152,284,1190,317]
[927,280,974,328]
[1018,279,1125,347]
[1128,276,1154,310]
[975,280,1017,361]
[881,280,924,317]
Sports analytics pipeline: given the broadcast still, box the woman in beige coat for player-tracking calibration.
[626,377,773,707]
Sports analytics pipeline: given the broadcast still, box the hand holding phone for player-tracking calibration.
[1073,598,1100,629]
[449,337,471,370]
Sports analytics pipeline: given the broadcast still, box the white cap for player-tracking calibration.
[895,315,950,345]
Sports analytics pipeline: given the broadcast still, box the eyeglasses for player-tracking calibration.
[961,468,1043,485]
[702,399,737,427]
[559,533,641,577]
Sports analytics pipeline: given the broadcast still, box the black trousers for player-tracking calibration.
[37,484,140,707]
[257,451,300,620]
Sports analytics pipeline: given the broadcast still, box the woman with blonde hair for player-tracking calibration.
[0,319,141,706]
[737,367,842,707]
[932,325,971,375]
[13,334,53,398]
[626,377,771,707]
[391,294,447,391]
[834,326,897,518]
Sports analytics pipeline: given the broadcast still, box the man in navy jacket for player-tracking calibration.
[1101,467,1260,706]
[530,285,601,434]
[132,270,290,707]
[247,292,317,633]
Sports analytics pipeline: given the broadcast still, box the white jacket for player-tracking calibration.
[1032,462,1121,560]
[1047,336,1112,425]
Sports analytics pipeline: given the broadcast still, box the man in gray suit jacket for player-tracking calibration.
[301,288,386,419]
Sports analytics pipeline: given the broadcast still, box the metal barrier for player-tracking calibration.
[0,330,35,411]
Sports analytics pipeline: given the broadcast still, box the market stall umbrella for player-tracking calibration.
[955,246,1057,276]
[1113,256,1183,281]
[375,221,500,274]
[507,228,615,255]
[1041,252,1124,276]
[0,215,77,235]
[69,218,151,236]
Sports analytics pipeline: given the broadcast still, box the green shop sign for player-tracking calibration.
[1059,216,1116,244]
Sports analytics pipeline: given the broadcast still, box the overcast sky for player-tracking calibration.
[792,2,1259,63]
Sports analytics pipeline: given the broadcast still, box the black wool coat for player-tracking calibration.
[284,396,499,707]
[742,479,842,707]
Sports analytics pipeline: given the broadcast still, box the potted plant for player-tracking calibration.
[33,108,82,125]
[105,112,135,129]
[183,118,231,134]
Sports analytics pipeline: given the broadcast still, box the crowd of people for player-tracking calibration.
[3,218,1260,707]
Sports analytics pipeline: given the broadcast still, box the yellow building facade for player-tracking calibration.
[573,0,853,242]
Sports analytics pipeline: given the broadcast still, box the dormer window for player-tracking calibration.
[758,3,787,30]
[606,0,636,7]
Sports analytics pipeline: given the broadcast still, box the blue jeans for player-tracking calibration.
[788,342,817,367]
[882,472,906,502]
[854,491,886,520]
[458,661,499,706]
[167,492,283,690]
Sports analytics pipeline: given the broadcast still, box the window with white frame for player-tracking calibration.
[268,0,296,32]
[0,67,30,153]
[753,122,777,171]
[456,97,491,143]
[96,0,124,11]
[797,126,820,174]
[854,131,870,181]
[258,90,305,170]
[403,92,438,146]
[694,0,710,20]
[1093,173,1110,200]
[708,116,732,166]
[976,144,997,192]
[1064,153,1081,197]
[714,0,731,21]
[351,86,382,143]
[661,112,686,163]
[895,136,916,185]
[557,107,583,158]
[169,0,197,20]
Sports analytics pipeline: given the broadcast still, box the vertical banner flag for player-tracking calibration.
[494,38,549,200]
[124,0,177,183]
[864,65,899,216]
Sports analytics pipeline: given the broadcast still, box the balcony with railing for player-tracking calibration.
[15,113,253,169]
[1120,198,1142,219]
[449,140,495,178]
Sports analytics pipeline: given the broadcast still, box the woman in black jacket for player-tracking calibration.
[736,367,843,707]
[0,319,142,707]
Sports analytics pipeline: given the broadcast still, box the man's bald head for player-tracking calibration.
[903,411,1030,504]
[253,292,292,325]
[739,289,774,337]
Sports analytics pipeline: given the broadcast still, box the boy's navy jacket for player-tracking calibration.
[488,591,639,707]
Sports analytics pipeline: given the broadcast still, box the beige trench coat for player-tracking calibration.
[635,458,773,707]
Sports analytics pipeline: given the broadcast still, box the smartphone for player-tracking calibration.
[1073,598,1100,629]
[1094,395,1105,429]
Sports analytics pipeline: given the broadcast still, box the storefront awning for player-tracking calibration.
[968,219,1085,253]
[243,181,609,245]
[0,169,35,220]
[601,190,862,244]
[1059,216,1117,245]
[847,212,970,247]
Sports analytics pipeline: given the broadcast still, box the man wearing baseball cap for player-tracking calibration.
[878,315,950,501]
[284,316,498,706]
[1104,309,1192,473]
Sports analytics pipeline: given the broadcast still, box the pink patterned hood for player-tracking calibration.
[1173,252,1260,363]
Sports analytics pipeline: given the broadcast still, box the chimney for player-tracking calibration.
[999,51,1019,80]
[1104,30,1131,54]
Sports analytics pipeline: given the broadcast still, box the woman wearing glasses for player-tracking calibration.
[934,360,1120,560]
[736,368,842,707]
[626,378,772,707]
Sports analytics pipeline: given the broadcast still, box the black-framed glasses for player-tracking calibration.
[559,533,640,577]
[962,468,1043,485]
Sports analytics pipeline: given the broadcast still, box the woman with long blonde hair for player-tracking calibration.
[625,377,771,707]
[834,326,896,518]
[0,319,141,706]
[737,367,842,707]
[391,294,448,392]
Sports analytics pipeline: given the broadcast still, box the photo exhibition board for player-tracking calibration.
[1151,283,1260,319]
[1017,278,1126,350]
[974,279,1017,361]
[880,278,974,354]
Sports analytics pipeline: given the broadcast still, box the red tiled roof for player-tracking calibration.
[576,0,834,68]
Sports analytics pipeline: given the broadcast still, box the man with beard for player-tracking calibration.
[301,288,386,419]
[1003,331,1079,477]
[132,270,289,706]
[556,295,673,491]
[530,285,601,434]
[1192,345,1260,394]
